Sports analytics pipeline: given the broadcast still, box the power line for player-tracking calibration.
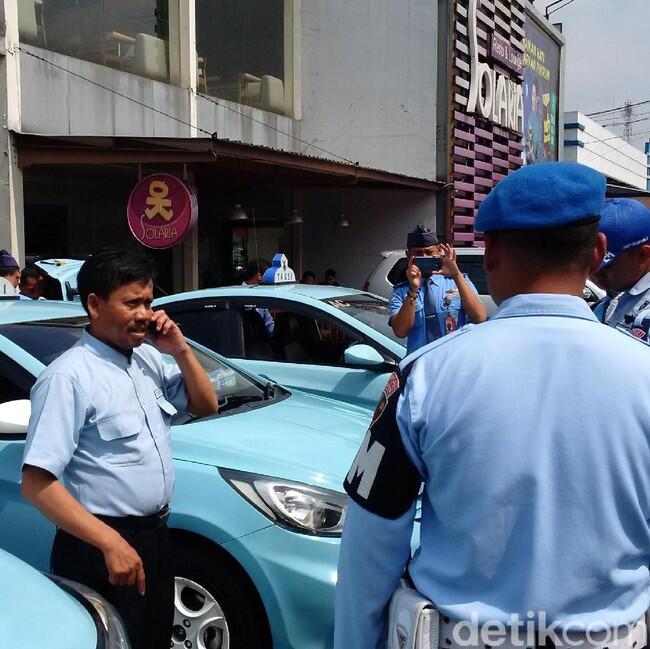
[587,99,650,118]
[546,0,577,18]
[16,45,358,167]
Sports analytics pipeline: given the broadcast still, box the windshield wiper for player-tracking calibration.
[219,394,265,410]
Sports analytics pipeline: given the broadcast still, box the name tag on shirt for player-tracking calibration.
[154,387,177,416]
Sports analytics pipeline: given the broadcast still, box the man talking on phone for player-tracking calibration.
[21,248,219,649]
[389,225,487,355]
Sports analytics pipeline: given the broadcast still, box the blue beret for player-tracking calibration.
[599,198,650,268]
[0,249,18,269]
[475,162,606,232]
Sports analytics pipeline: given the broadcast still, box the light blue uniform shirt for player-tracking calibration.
[23,330,188,517]
[593,272,650,332]
[336,294,650,649]
[389,275,476,355]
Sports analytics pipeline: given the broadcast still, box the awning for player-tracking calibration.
[14,133,443,191]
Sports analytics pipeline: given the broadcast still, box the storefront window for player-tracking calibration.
[195,0,293,116]
[19,0,174,85]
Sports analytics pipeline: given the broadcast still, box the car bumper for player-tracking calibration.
[223,524,339,649]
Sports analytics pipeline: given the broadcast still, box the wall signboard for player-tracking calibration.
[127,174,198,249]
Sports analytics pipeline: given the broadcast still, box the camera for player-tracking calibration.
[413,256,442,274]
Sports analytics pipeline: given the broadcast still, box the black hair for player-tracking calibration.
[245,258,271,281]
[77,247,157,313]
[301,270,316,281]
[493,219,600,274]
[325,268,336,278]
[0,267,18,278]
[20,266,42,283]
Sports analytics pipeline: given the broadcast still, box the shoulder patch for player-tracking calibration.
[343,368,421,519]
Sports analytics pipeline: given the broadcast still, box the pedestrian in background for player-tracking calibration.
[336,163,650,649]
[301,270,316,284]
[321,268,339,286]
[389,225,486,355]
[243,257,274,335]
[591,198,650,334]
[21,248,218,649]
[0,249,20,297]
[19,266,44,300]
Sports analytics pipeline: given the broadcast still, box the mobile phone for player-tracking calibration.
[414,256,442,273]
[147,321,159,335]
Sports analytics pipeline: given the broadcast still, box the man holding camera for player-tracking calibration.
[389,226,487,355]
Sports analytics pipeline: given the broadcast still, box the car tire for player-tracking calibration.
[172,538,272,649]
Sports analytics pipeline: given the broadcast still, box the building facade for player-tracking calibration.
[564,111,650,194]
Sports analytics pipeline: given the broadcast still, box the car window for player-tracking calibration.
[0,353,34,404]
[323,294,403,347]
[0,318,283,416]
[387,258,407,285]
[237,302,364,367]
[165,304,243,357]
[387,254,488,295]
[456,256,488,294]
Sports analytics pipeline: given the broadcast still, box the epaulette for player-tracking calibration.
[399,323,475,371]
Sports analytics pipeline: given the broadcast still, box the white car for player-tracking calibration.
[363,249,605,314]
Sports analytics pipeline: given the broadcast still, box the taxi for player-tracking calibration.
[155,254,407,412]
[1,547,130,648]
[0,298,373,649]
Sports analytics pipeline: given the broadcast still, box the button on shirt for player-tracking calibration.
[389,274,477,355]
[23,330,188,517]
[335,294,650,649]
[593,272,650,332]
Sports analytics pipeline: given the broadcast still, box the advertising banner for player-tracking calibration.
[127,174,198,249]
[523,19,561,164]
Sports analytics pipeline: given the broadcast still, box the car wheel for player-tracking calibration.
[171,541,271,649]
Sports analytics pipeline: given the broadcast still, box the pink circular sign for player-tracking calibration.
[127,174,198,249]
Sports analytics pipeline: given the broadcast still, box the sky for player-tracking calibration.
[533,0,649,151]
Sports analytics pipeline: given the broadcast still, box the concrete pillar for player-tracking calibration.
[0,0,25,265]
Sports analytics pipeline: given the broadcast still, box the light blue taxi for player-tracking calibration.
[1,547,130,648]
[155,257,406,412]
[0,299,373,649]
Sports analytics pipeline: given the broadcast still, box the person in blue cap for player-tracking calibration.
[389,226,487,354]
[0,249,20,297]
[590,198,650,335]
[335,162,650,649]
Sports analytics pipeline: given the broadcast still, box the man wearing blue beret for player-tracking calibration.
[335,162,650,649]
[590,199,650,339]
[389,226,487,355]
[0,249,20,297]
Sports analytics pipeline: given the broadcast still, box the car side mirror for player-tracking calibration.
[0,400,31,435]
[344,344,385,369]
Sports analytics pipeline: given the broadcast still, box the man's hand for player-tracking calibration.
[406,256,422,290]
[434,244,461,278]
[148,309,189,357]
[102,531,146,595]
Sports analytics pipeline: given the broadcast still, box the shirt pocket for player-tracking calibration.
[96,412,146,466]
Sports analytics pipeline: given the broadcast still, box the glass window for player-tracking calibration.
[196,0,292,116]
[24,1,173,84]
[456,256,488,294]
[0,354,34,404]
[324,295,404,348]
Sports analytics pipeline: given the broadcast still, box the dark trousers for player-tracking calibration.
[51,516,174,649]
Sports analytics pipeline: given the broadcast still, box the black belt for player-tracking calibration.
[94,505,170,531]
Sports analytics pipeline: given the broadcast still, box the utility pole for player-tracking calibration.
[623,99,633,143]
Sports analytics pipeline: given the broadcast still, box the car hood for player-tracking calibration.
[172,390,371,492]
[0,549,97,648]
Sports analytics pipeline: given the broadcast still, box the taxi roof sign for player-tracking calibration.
[262,253,296,285]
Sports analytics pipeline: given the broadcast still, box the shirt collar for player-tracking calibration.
[628,272,650,296]
[491,293,598,323]
[82,329,133,367]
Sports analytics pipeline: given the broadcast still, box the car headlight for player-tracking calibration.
[219,468,348,536]
[47,574,131,648]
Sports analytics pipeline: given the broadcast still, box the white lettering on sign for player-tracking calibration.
[346,431,386,499]
[466,0,524,132]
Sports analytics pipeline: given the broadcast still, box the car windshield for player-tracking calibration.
[0,319,277,415]
[323,294,404,347]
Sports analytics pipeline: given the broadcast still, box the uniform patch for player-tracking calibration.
[344,368,421,519]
